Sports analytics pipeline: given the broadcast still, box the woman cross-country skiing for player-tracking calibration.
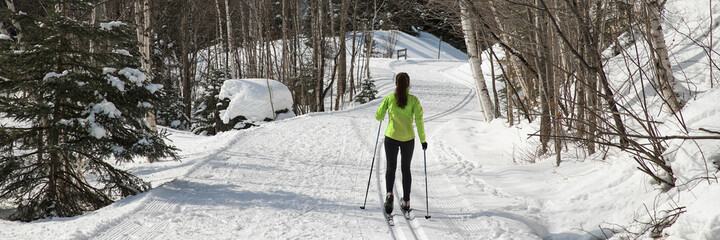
[375,72,427,215]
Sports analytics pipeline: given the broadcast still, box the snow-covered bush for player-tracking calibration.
[215,79,295,132]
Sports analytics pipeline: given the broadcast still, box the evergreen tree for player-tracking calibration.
[152,33,190,131]
[355,78,378,104]
[155,78,190,130]
[0,0,177,221]
[192,68,226,135]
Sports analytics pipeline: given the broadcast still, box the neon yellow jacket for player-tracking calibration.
[375,93,426,143]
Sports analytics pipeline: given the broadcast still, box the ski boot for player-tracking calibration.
[400,198,410,212]
[384,193,394,214]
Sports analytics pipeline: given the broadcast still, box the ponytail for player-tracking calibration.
[395,72,409,109]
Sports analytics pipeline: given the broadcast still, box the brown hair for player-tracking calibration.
[395,72,410,108]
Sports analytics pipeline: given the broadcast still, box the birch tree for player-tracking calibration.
[459,1,495,122]
[642,0,682,114]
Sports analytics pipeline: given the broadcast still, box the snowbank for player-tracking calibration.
[218,78,294,126]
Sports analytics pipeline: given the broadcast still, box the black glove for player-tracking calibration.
[421,142,428,150]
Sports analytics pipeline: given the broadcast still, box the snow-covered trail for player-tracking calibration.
[0,58,547,239]
[83,57,547,239]
[382,59,547,239]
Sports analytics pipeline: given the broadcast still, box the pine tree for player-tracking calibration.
[0,0,177,221]
[192,68,226,135]
[150,30,189,131]
[155,84,190,130]
[355,78,378,104]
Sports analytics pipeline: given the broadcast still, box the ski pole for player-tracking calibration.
[360,121,383,209]
[424,149,431,219]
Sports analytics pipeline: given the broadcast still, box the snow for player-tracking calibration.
[88,122,108,139]
[72,100,122,139]
[170,120,182,128]
[106,75,124,92]
[145,84,163,94]
[42,70,69,81]
[371,30,467,61]
[137,102,152,108]
[99,21,125,31]
[112,49,132,57]
[102,67,116,74]
[2,1,719,239]
[218,78,294,123]
[118,67,147,86]
[666,187,720,239]
[92,100,121,118]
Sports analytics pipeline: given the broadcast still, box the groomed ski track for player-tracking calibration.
[0,57,549,239]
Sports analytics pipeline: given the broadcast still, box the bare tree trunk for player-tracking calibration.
[245,0,257,78]
[489,47,500,117]
[293,0,303,113]
[214,0,226,78]
[314,0,326,112]
[348,0,358,102]
[263,0,273,80]
[487,0,534,113]
[532,0,552,155]
[134,0,156,162]
[181,1,192,121]
[582,1,597,155]
[506,65,514,126]
[545,11,561,166]
[335,0,348,111]
[239,1,249,79]
[365,0,378,82]
[281,0,289,86]
[225,0,237,79]
[89,3,104,53]
[643,0,682,114]
[327,0,336,111]
[295,0,306,113]
[460,1,495,122]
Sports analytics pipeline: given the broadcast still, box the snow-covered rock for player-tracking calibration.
[216,78,294,131]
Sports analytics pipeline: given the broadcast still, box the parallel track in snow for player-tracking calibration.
[372,142,427,240]
[382,59,545,239]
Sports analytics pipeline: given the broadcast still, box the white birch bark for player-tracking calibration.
[460,2,495,122]
[644,0,681,114]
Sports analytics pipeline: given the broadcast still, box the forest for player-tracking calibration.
[1,0,719,238]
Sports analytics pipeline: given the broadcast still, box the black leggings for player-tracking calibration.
[384,136,414,200]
